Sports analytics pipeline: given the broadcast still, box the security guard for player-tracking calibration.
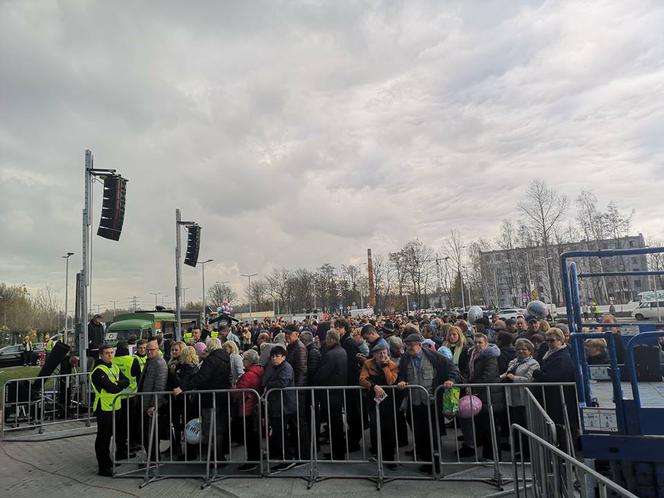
[183,327,194,345]
[91,344,129,476]
[131,339,148,378]
[209,326,219,340]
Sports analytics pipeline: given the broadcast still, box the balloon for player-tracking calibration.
[467,306,484,324]
[458,394,482,418]
[185,418,202,445]
[526,300,547,319]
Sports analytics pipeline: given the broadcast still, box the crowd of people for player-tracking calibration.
[90,310,602,477]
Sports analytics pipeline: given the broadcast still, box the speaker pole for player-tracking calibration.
[175,209,183,341]
[80,150,92,373]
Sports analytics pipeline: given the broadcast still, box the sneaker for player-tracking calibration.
[271,462,296,472]
[238,463,257,472]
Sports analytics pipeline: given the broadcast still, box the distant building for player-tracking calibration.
[478,234,648,307]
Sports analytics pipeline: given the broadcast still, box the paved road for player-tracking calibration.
[0,435,500,497]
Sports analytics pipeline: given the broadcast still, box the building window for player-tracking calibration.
[634,280,641,288]
[631,257,637,264]
[629,240,635,248]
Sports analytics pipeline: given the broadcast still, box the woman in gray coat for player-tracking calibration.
[500,338,539,458]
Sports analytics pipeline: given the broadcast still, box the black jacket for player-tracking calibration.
[88,320,105,351]
[314,344,348,404]
[179,348,231,407]
[306,342,322,385]
[341,334,362,384]
[468,344,505,411]
[263,360,296,417]
[533,346,578,427]
[498,345,516,374]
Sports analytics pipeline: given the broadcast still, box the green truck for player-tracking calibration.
[105,310,201,345]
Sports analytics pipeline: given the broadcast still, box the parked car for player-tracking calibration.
[632,301,664,321]
[497,308,526,321]
[0,344,40,367]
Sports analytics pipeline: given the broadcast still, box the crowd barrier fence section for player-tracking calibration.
[511,424,637,498]
[25,380,579,491]
[111,388,263,487]
[432,382,579,487]
[2,372,93,440]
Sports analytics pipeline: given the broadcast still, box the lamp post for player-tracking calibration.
[62,252,74,343]
[241,273,257,317]
[182,287,190,307]
[200,259,213,323]
[149,291,160,309]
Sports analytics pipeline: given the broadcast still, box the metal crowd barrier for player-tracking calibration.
[432,382,580,487]
[511,424,638,498]
[111,388,263,488]
[2,372,93,440]
[7,378,582,491]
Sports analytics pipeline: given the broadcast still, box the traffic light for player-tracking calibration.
[97,175,127,241]
[184,224,201,267]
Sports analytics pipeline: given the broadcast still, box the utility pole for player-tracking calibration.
[62,252,74,343]
[149,292,160,309]
[241,272,257,317]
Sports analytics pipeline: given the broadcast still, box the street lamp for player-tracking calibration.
[62,252,74,343]
[200,259,214,322]
[241,273,257,317]
[149,291,161,309]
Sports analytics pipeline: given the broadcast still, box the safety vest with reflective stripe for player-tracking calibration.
[45,339,54,352]
[183,332,193,344]
[112,355,137,393]
[134,354,147,375]
[91,363,122,412]
[210,331,218,339]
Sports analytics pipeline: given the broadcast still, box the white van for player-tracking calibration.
[632,301,664,320]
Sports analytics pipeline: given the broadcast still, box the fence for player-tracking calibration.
[2,372,94,441]
[511,424,638,498]
[105,381,579,490]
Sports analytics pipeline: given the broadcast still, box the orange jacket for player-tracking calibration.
[359,357,398,390]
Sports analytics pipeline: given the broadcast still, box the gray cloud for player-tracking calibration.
[1,0,663,308]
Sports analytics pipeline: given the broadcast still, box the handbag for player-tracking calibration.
[442,387,461,417]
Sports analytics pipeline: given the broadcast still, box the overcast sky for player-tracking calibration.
[1,0,663,310]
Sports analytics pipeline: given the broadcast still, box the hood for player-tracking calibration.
[477,343,501,359]
[247,364,264,376]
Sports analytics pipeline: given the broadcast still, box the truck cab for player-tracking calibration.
[105,311,177,346]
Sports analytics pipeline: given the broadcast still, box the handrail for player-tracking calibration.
[511,424,639,498]
[624,331,664,412]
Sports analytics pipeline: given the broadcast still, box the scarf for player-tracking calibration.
[450,344,463,366]
[468,346,482,379]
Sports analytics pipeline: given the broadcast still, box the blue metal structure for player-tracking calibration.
[560,247,664,497]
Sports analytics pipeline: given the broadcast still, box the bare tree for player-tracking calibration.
[518,180,568,305]
[208,282,237,309]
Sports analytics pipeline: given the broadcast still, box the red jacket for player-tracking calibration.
[233,364,264,416]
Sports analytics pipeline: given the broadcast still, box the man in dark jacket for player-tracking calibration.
[173,339,231,461]
[136,338,168,457]
[397,333,460,473]
[314,330,348,460]
[336,318,363,451]
[263,345,298,470]
[300,331,321,383]
[285,325,310,459]
[88,314,105,370]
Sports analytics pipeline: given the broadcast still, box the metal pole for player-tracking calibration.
[63,252,74,344]
[175,209,182,340]
[241,273,257,317]
[459,264,465,310]
[80,150,92,372]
